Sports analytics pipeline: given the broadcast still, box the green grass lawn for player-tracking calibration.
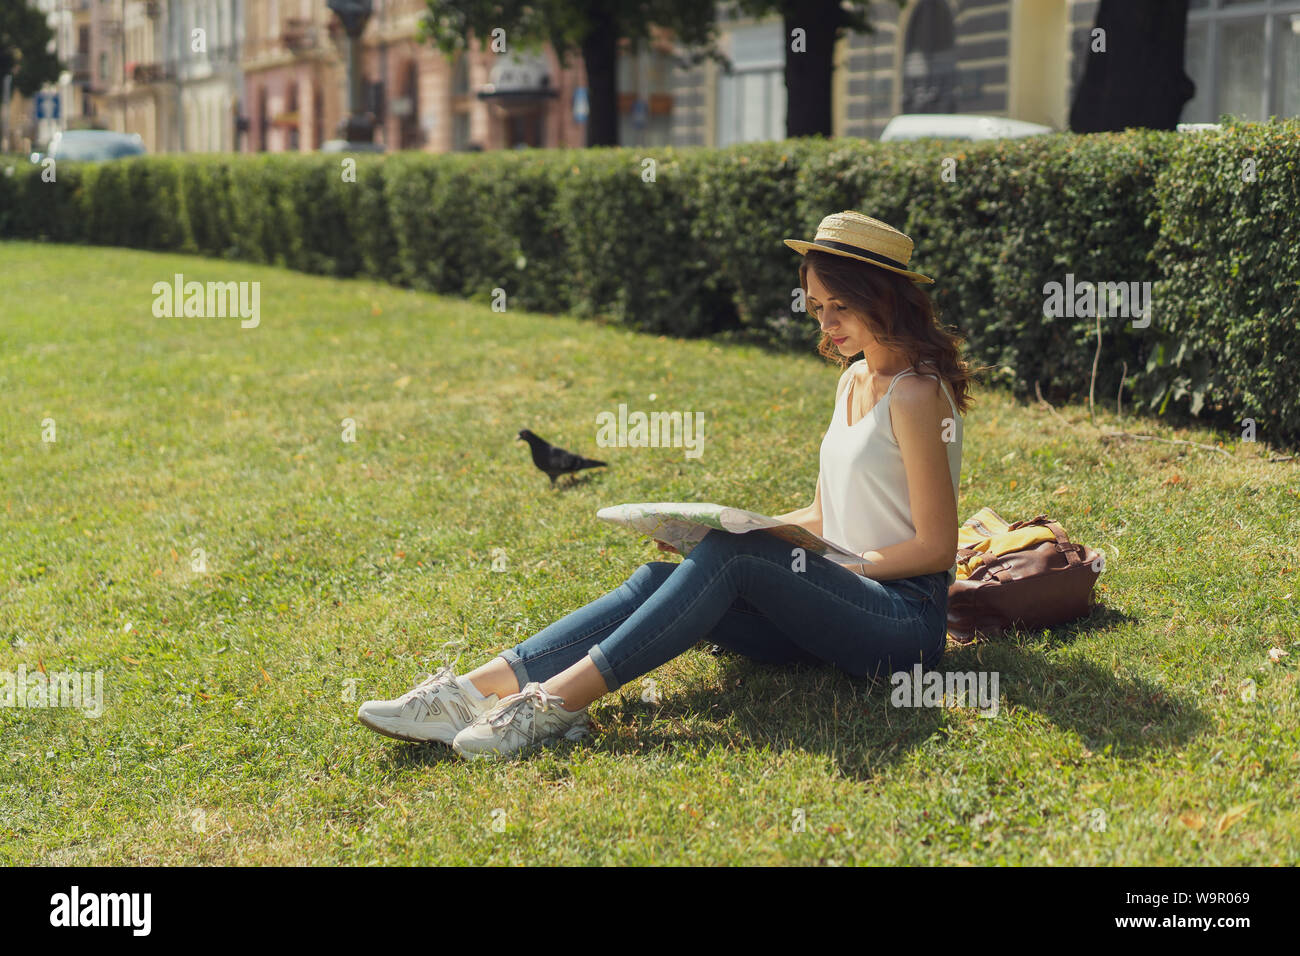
[1,241,1297,865]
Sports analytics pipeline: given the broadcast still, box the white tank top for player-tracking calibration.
[818,361,963,583]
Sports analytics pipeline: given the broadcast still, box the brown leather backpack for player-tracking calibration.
[946,509,1102,644]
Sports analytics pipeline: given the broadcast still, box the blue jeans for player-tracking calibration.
[498,528,949,694]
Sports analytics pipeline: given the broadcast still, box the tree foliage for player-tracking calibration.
[0,0,61,98]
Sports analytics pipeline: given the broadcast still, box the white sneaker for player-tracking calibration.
[452,682,590,760]
[357,665,499,744]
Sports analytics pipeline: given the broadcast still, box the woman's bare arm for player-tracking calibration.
[842,375,958,580]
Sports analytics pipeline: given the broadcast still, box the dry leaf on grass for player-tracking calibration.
[1214,802,1257,834]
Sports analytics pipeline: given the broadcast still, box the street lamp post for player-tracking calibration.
[326,0,374,143]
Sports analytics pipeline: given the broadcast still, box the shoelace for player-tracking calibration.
[485,683,568,730]
[399,665,459,719]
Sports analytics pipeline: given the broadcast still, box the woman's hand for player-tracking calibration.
[654,540,679,554]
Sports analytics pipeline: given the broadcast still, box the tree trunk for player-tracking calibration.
[580,2,620,146]
[783,0,839,138]
[1069,0,1194,132]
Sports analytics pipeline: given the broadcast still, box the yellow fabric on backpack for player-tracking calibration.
[953,508,1055,580]
[957,507,1010,550]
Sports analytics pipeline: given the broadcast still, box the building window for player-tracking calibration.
[452,110,470,149]
[287,81,300,150]
[314,87,324,149]
[617,38,674,146]
[506,111,542,147]
[716,21,785,146]
[1278,12,1300,115]
[453,53,470,95]
[396,59,421,149]
[1183,0,1300,122]
[257,85,268,151]
[902,0,957,113]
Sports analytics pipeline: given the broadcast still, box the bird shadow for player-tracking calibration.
[551,472,603,490]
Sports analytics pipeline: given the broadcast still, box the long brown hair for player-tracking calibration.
[799,249,973,415]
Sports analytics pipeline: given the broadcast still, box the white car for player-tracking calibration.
[319,139,385,154]
[31,129,146,162]
[880,113,1055,142]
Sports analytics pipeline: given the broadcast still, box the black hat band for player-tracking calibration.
[810,239,910,273]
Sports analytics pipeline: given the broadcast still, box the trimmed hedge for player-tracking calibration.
[2,118,1298,446]
[1149,124,1300,442]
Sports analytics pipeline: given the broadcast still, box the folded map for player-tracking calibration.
[595,502,871,567]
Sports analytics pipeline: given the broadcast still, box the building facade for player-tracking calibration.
[669,0,1300,147]
[236,0,668,153]
[171,0,244,152]
[240,0,336,151]
[3,0,99,152]
[9,0,1298,156]
[1182,0,1300,124]
[49,0,247,154]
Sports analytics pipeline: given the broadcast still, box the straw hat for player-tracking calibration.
[784,211,934,284]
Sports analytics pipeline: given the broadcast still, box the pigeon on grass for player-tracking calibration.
[517,429,607,487]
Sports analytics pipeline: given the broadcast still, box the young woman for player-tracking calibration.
[357,211,972,759]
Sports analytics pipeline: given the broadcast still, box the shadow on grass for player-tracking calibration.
[555,472,605,490]
[1024,603,1138,650]
[363,603,1205,779]
[583,602,1206,780]
[379,741,464,768]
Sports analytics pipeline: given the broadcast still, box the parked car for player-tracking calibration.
[880,113,1055,142]
[319,139,385,154]
[30,129,146,163]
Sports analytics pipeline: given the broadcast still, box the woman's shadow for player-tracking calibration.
[380,604,1201,779]
[584,603,1205,780]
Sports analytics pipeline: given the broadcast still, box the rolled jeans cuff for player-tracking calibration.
[587,644,621,693]
[497,648,531,692]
